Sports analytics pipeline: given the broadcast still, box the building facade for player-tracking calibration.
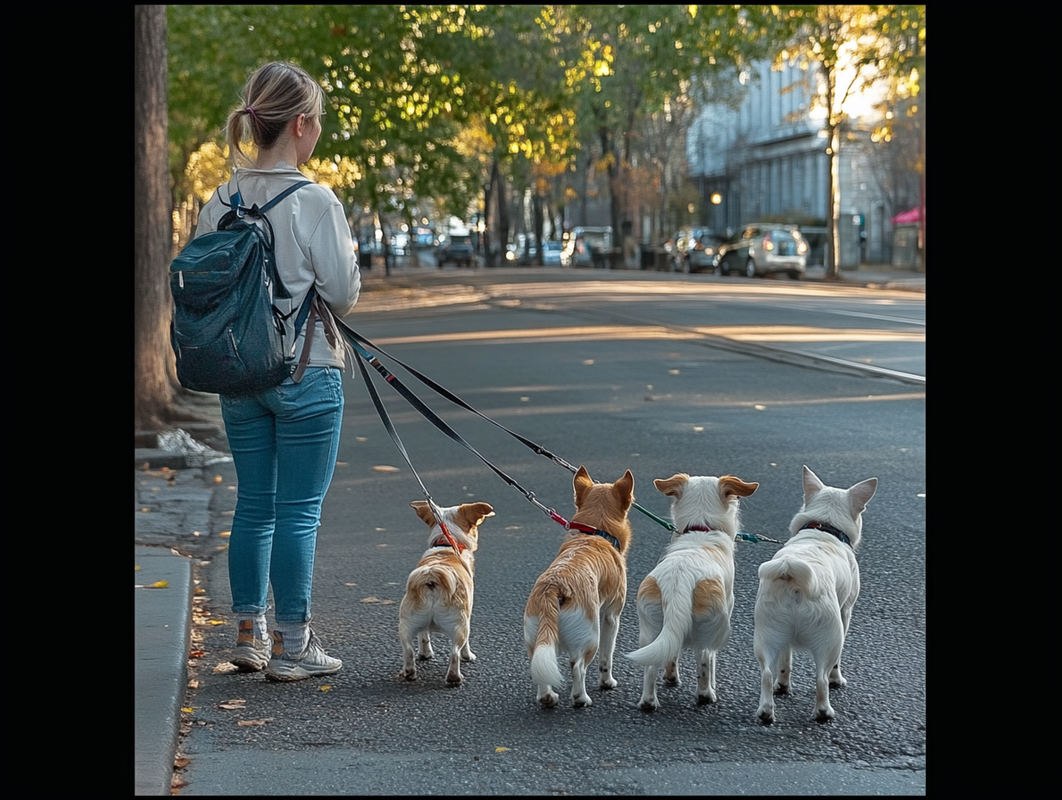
[687,61,897,267]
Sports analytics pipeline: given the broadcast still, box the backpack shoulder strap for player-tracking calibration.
[259,180,314,214]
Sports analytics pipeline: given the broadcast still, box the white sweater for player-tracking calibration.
[194,165,361,370]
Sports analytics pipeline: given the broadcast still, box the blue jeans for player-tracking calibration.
[220,367,344,623]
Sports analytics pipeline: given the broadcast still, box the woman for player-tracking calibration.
[193,61,360,681]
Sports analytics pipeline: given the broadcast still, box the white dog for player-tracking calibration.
[626,474,759,711]
[398,500,495,685]
[754,466,877,723]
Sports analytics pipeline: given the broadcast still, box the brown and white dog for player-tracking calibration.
[754,466,877,723]
[398,500,495,685]
[626,473,759,711]
[524,466,635,708]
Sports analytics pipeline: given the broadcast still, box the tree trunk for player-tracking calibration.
[825,122,841,280]
[134,5,179,431]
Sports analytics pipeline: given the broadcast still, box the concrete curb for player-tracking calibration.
[134,545,193,795]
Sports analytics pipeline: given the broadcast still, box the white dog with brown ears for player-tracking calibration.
[626,473,759,711]
[398,500,495,685]
[524,466,635,708]
[754,466,877,723]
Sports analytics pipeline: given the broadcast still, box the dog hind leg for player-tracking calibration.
[755,639,778,724]
[571,646,596,707]
[598,605,621,691]
[418,631,434,661]
[696,648,717,705]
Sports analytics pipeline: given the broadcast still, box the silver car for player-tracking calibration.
[716,223,808,279]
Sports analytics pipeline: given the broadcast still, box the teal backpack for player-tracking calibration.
[169,181,315,396]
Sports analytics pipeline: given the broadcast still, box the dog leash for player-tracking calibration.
[342,320,778,542]
[350,326,582,533]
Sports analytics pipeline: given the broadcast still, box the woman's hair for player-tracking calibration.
[225,61,325,168]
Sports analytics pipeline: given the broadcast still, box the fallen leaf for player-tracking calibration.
[219,699,246,710]
[520,396,529,402]
[238,719,273,726]
[189,649,205,658]
[195,587,206,595]
[583,359,594,365]
[361,596,381,603]
[214,662,238,674]
[135,565,142,571]
[693,426,704,432]
[172,778,189,789]
[320,685,332,692]
[135,580,170,589]
[188,680,199,689]
[141,508,151,513]
[214,475,223,483]
[355,437,367,442]
[345,583,357,587]
[372,465,400,473]
[181,707,194,713]
[754,404,766,411]
[669,369,680,375]
[219,531,231,538]
[495,747,510,753]
[209,619,227,626]
[174,757,191,769]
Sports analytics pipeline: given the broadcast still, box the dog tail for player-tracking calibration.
[405,565,458,604]
[528,587,564,688]
[758,557,821,598]
[626,573,706,668]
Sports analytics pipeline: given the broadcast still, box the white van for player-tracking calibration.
[561,226,613,267]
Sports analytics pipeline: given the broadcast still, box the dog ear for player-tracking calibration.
[847,478,878,517]
[720,476,759,499]
[457,502,495,531]
[410,500,436,528]
[613,469,635,508]
[574,465,594,504]
[654,474,688,498]
[802,465,825,505]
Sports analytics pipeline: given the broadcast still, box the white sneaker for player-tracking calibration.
[231,620,270,672]
[265,629,342,682]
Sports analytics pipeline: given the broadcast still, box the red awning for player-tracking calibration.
[891,207,923,224]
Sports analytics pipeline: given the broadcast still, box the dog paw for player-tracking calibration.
[417,652,433,662]
[829,672,846,689]
[399,668,417,681]
[461,651,477,663]
[773,683,790,696]
[538,692,559,708]
[757,708,775,725]
[572,694,593,708]
[638,698,660,712]
[599,676,617,691]
[696,690,717,705]
[814,708,835,723]
[445,673,464,685]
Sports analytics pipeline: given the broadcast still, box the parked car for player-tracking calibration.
[435,233,475,268]
[541,240,562,265]
[715,223,808,278]
[663,227,727,273]
[561,226,613,267]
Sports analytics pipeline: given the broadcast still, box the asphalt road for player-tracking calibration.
[177,270,925,795]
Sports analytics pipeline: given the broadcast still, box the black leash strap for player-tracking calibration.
[349,324,559,522]
[338,319,677,532]
[338,319,579,474]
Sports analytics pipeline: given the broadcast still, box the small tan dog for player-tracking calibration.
[398,500,495,685]
[627,473,759,711]
[524,466,635,708]
[754,466,877,723]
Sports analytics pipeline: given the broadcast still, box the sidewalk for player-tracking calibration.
[133,262,923,794]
